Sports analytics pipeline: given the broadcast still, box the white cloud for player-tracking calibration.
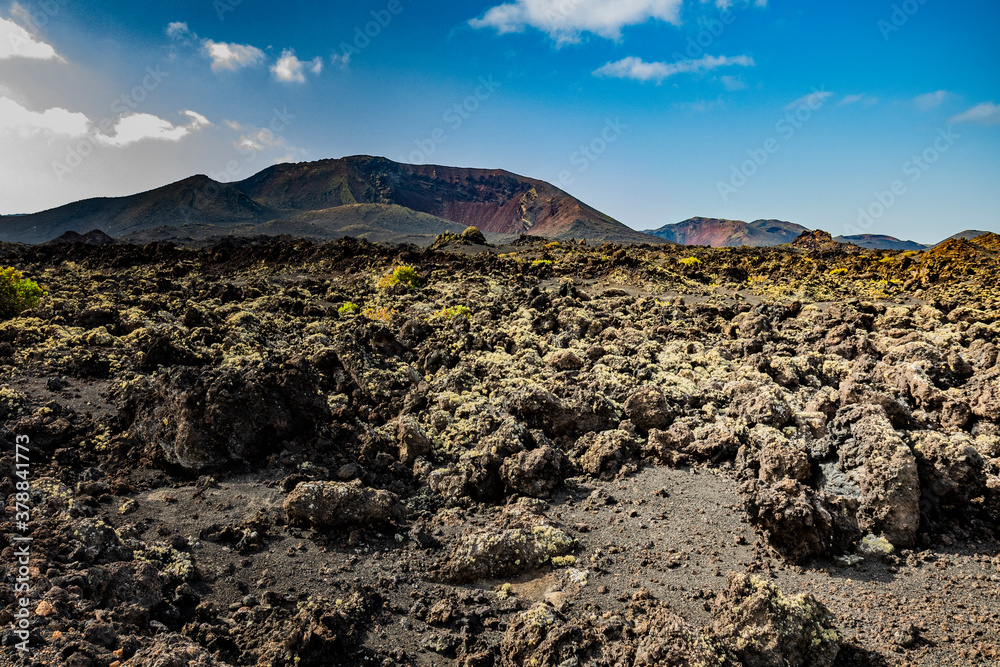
[949,102,1000,126]
[0,95,209,147]
[594,54,754,83]
[182,110,211,128]
[96,111,209,147]
[714,0,767,8]
[235,126,286,153]
[166,22,191,40]
[720,74,746,91]
[272,49,312,83]
[471,0,685,44]
[204,40,266,72]
[310,57,324,75]
[0,15,63,61]
[839,93,878,107]
[0,96,90,137]
[784,90,833,110]
[914,90,950,111]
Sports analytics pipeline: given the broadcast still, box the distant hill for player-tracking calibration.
[46,230,115,246]
[833,234,929,251]
[644,217,808,247]
[939,230,994,244]
[646,217,944,249]
[0,156,665,246]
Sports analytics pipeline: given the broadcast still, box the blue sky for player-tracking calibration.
[0,0,997,243]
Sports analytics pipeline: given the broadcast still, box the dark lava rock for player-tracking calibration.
[284,480,405,528]
[711,572,841,667]
[741,479,859,564]
[501,445,565,498]
[127,633,224,666]
[116,364,332,470]
[623,385,674,431]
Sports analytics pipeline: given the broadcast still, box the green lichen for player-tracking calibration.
[134,543,195,582]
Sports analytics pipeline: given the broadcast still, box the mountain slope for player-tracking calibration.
[0,157,664,245]
[0,176,275,244]
[233,156,659,243]
[645,217,808,247]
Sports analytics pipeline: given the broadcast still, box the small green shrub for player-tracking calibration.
[432,305,472,320]
[828,267,848,276]
[678,256,702,267]
[531,259,553,267]
[0,267,45,318]
[363,306,397,323]
[338,302,360,315]
[378,264,422,289]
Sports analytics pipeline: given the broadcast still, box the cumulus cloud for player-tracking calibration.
[949,102,1000,126]
[95,110,210,147]
[0,96,89,136]
[594,54,754,83]
[205,40,266,72]
[0,97,210,147]
[271,49,322,83]
[914,90,950,111]
[0,15,63,61]
[471,0,685,44]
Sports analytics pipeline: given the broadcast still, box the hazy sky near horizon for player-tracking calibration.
[0,0,997,243]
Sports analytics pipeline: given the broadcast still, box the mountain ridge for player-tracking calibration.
[0,156,664,246]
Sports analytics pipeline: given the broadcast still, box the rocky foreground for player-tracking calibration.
[1,230,999,666]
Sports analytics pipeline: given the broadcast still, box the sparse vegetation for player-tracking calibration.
[828,267,848,275]
[338,302,360,315]
[363,306,397,323]
[432,305,472,320]
[378,264,422,289]
[678,256,702,267]
[531,259,553,267]
[0,266,45,318]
